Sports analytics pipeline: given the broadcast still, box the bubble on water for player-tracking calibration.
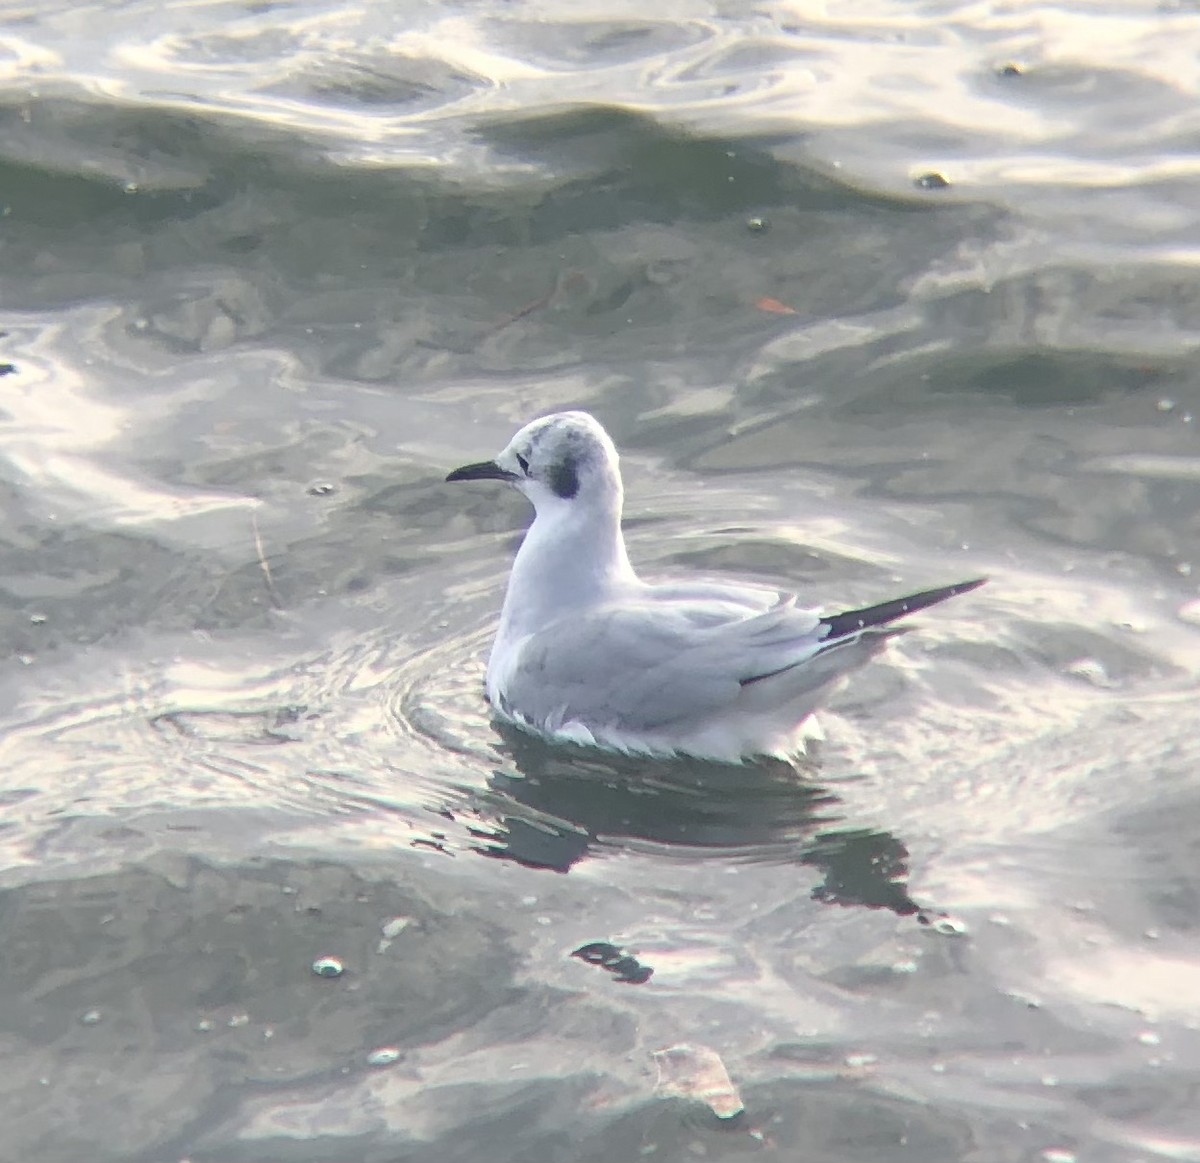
[1137,1030,1161,1046]
[307,481,336,497]
[891,959,919,974]
[1041,1150,1076,1163]
[367,1047,402,1067]
[1177,600,1200,626]
[931,1062,946,1073]
[914,172,950,190]
[746,216,768,233]
[1041,1074,1060,1087]
[1176,562,1192,577]
[1065,657,1112,687]
[227,1013,250,1028]
[194,1019,214,1033]
[79,1009,102,1026]
[312,956,345,978]
[29,613,46,625]
[1157,398,1176,412]
[929,915,969,938]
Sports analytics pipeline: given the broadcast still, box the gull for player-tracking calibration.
[446,411,984,763]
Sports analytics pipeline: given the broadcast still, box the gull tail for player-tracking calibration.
[820,577,986,643]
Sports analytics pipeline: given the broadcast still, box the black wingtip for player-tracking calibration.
[820,577,987,641]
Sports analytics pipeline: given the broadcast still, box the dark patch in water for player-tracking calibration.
[572,941,654,984]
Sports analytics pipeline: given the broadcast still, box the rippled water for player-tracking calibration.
[3,0,1200,1159]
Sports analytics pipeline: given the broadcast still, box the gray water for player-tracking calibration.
[3,1,1200,1160]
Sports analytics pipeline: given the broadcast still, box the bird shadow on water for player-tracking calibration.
[455,721,929,921]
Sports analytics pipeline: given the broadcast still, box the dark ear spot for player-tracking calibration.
[548,456,580,499]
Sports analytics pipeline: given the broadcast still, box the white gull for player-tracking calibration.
[446,411,983,763]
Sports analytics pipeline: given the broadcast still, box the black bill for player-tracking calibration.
[445,460,517,483]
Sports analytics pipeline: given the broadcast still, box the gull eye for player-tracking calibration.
[515,453,530,475]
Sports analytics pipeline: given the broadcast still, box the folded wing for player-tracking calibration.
[497,578,986,736]
[498,597,829,733]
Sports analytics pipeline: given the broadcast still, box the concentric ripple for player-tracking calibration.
[383,620,499,762]
[0,570,514,869]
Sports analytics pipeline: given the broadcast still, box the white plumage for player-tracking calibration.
[446,411,983,763]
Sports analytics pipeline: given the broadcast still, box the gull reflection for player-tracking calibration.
[464,721,924,919]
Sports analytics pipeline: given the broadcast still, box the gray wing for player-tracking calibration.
[499,596,829,732]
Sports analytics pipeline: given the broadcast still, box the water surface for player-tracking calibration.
[3,1,1200,1160]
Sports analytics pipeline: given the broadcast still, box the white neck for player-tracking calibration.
[494,494,638,651]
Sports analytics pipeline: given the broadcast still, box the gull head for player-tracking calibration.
[446,411,622,514]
